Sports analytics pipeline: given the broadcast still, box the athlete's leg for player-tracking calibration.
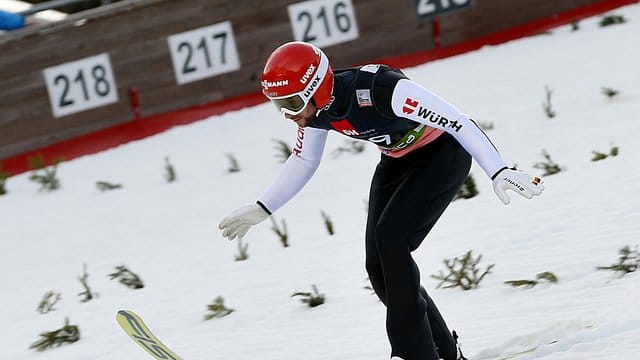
[367,178,461,357]
[372,135,471,360]
[365,158,406,305]
[421,288,457,360]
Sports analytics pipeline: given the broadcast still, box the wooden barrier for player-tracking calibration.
[0,0,626,164]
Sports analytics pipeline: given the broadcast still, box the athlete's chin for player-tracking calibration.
[294,119,310,127]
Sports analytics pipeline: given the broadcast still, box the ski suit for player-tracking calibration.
[256,65,507,360]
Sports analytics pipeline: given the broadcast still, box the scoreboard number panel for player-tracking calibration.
[167,21,241,85]
[288,0,359,48]
[43,53,118,118]
[415,0,472,18]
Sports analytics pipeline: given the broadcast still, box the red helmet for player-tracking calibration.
[261,42,334,115]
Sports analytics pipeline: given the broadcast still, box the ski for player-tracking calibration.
[116,310,183,360]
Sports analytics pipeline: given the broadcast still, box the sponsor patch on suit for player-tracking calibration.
[357,89,373,107]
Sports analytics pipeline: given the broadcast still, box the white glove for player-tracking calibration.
[492,167,545,205]
[218,204,270,240]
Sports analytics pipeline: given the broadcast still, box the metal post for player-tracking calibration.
[18,0,97,16]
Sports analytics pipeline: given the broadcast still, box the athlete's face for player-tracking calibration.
[283,101,317,128]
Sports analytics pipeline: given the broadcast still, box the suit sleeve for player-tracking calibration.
[390,79,507,178]
[257,126,328,214]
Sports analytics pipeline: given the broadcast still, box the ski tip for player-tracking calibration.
[116,309,132,319]
[115,309,183,360]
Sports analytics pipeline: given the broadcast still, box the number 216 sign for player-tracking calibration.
[288,0,359,48]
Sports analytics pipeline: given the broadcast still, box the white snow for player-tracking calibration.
[2,4,640,360]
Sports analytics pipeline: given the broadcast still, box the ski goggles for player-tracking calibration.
[268,93,308,116]
[266,51,329,116]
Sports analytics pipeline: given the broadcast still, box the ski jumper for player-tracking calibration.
[256,65,507,360]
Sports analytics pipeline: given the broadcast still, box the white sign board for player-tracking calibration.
[416,0,472,18]
[288,0,359,48]
[167,21,241,85]
[43,53,118,118]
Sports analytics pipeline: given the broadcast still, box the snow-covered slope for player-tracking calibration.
[1,4,639,360]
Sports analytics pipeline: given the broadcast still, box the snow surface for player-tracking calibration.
[2,4,640,360]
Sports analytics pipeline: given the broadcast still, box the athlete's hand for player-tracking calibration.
[491,167,544,205]
[219,204,269,240]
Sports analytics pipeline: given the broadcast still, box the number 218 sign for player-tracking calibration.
[43,53,118,118]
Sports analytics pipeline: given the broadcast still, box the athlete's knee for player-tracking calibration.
[375,219,410,251]
[365,256,381,280]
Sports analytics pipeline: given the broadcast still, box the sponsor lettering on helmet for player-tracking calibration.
[302,75,322,99]
[300,64,316,84]
[261,80,289,90]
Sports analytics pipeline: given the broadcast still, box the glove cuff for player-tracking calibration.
[491,166,509,181]
[256,201,272,216]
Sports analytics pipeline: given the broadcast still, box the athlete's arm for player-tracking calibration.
[219,126,327,241]
[390,79,507,178]
[257,126,328,213]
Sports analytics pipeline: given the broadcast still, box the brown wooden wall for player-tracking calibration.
[0,0,603,159]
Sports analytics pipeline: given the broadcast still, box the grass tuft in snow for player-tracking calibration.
[28,154,62,192]
[431,250,495,290]
[0,163,8,195]
[164,157,177,182]
[204,296,235,320]
[108,265,145,289]
[77,264,97,303]
[533,149,565,176]
[505,271,559,289]
[292,285,326,307]
[36,291,62,314]
[95,181,123,191]
[599,14,626,27]
[453,174,479,201]
[591,145,619,161]
[270,216,289,247]
[321,210,335,235]
[235,238,249,261]
[272,138,292,163]
[29,318,80,352]
[596,245,640,276]
[601,86,619,98]
[227,153,241,173]
[541,85,556,119]
[331,139,366,157]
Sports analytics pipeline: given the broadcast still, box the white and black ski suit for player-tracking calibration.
[256,64,507,360]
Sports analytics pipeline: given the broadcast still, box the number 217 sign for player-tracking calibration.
[167,21,241,85]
